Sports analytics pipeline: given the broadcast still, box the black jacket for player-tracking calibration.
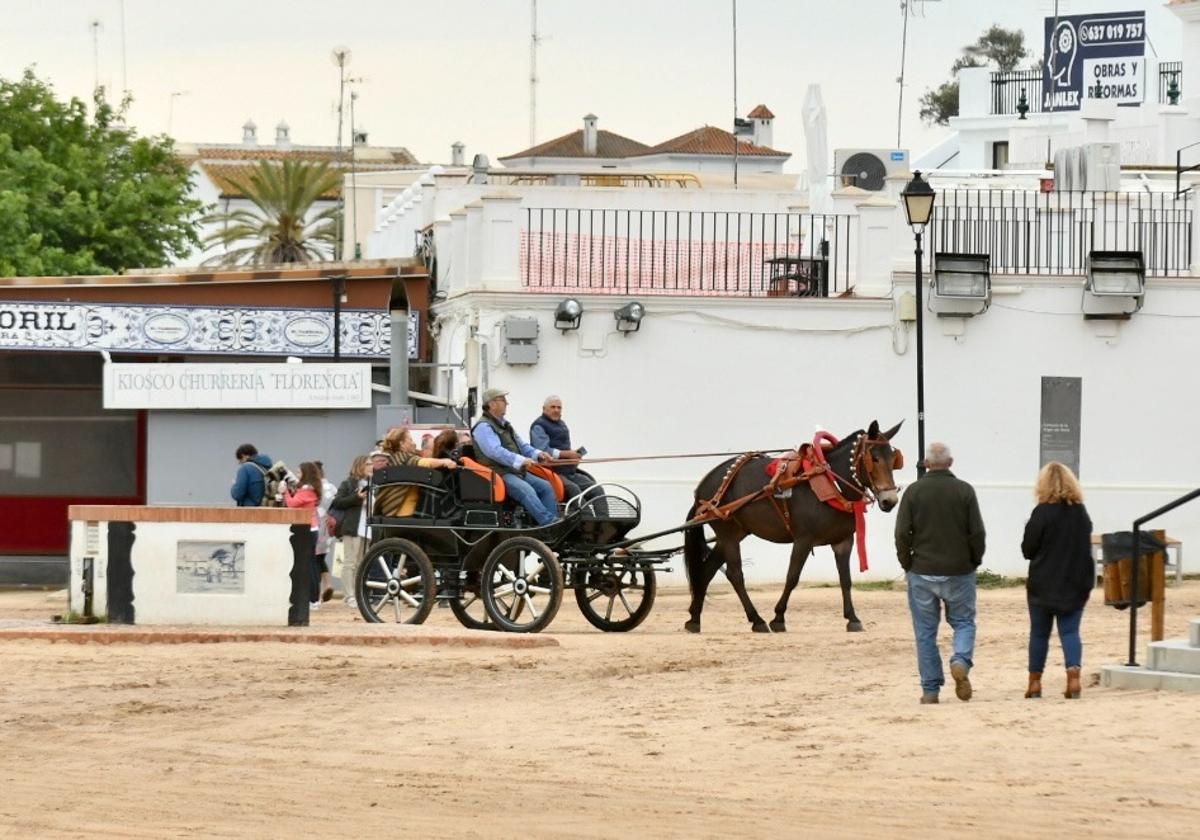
[330,476,366,537]
[894,469,986,575]
[1021,502,1093,612]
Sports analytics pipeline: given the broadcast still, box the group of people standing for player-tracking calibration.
[895,442,1095,704]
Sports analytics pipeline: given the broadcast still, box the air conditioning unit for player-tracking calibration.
[834,148,910,191]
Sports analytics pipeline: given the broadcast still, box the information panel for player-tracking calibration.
[1043,10,1146,111]
[1039,376,1083,478]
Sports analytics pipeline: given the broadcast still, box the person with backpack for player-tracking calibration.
[231,444,274,507]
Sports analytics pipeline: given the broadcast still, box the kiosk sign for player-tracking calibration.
[1043,10,1145,112]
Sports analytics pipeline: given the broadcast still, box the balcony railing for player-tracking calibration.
[991,70,1044,116]
[1158,61,1183,104]
[929,190,1192,277]
[521,208,855,297]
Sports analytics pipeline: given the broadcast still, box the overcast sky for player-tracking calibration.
[1,1,1184,169]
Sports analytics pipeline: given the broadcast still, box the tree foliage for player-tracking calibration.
[0,70,203,276]
[920,25,1030,126]
[201,160,341,265]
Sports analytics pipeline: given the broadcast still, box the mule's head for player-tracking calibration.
[859,420,903,512]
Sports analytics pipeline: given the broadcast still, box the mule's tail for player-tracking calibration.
[683,501,706,596]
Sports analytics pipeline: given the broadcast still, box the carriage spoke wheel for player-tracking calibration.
[356,538,436,625]
[448,569,495,631]
[574,559,657,632]
[480,537,562,633]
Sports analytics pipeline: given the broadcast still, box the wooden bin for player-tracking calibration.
[1102,554,1152,607]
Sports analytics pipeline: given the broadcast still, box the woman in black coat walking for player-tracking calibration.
[1021,462,1093,699]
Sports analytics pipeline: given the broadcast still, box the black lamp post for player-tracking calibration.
[901,170,936,478]
[331,274,347,361]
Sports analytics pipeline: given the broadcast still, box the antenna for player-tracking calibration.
[529,1,541,147]
[89,18,104,98]
[330,46,352,261]
[349,85,361,260]
[119,0,128,97]
[732,0,739,189]
[167,90,188,136]
[896,1,941,149]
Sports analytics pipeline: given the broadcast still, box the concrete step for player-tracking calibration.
[1191,618,1200,649]
[1147,640,1200,674]
[1102,664,1200,693]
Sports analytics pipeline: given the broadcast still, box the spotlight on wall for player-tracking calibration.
[931,253,991,317]
[614,301,644,333]
[1083,251,1145,319]
[554,298,583,332]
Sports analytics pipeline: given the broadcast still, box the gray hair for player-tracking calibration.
[543,394,562,409]
[925,442,953,469]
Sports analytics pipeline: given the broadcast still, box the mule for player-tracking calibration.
[683,421,903,634]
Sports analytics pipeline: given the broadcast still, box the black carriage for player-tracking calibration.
[354,451,674,633]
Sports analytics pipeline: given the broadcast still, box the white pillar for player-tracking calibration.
[855,200,901,297]
[465,201,484,290]
[957,67,992,119]
[1170,1,1200,112]
[479,193,525,291]
[448,208,468,292]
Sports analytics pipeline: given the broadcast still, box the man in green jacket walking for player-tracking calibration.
[895,442,986,704]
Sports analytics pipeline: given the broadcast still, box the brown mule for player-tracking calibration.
[1065,667,1082,699]
[1025,672,1042,699]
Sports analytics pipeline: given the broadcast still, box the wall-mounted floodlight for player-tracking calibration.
[554,298,583,332]
[614,301,644,333]
[1083,251,1145,319]
[932,253,991,317]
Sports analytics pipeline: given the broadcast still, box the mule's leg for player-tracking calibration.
[833,538,864,632]
[770,540,814,633]
[721,543,769,633]
[684,544,727,634]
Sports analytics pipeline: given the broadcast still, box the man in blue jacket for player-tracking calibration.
[231,443,274,506]
[530,395,595,501]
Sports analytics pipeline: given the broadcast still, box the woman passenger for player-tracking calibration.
[374,427,457,517]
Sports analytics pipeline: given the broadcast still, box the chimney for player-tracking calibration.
[274,120,290,147]
[353,127,368,147]
[582,113,598,156]
[242,118,257,145]
[451,141,465,166]
[747,104,775,149]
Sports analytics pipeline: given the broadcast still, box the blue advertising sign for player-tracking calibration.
[1043,10,1146,111]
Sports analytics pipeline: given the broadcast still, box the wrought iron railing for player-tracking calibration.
[521,208,855,297]
[1158,61,1183,104]
[990,70,1044,116]
[929,190,1192,277]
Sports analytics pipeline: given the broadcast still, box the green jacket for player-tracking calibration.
[894,469,986,576]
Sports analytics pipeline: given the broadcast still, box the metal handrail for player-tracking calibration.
[1175,138,1200,197]
[1126,488,1200,666]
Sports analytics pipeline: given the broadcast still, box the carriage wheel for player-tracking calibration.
[356,538,436,625]
[480,537,562,633]
[447,569,495,631]
[574,559,657,632]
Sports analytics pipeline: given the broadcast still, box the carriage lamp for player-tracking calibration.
[931,253,991,317]
[614,301,644,333]
[1083,250,1145,319]
[901,171,935,478]
[554,298,583,332]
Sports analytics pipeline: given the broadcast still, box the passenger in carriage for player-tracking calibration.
[472,388,579,527]
[431,429,461,460]
[373,427,457,517]
[530,394,595,502]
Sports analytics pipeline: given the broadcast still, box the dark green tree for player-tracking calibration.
[0,70,203,276]
[200,160,341,266]
[920,25,1030,126]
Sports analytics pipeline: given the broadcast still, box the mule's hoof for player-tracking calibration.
[752,622,770,634]
[684,620,701,634]
[847,620,865,632]
[769,620,787,633]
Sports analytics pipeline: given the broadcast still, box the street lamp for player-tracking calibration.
[901,170,935,477]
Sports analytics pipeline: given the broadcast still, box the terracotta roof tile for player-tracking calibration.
[634,125,789,158]
[747,104,775,119]
[190,145,419,165]
[500,129,651,160]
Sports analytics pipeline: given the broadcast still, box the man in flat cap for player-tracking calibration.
[471,388,579,526]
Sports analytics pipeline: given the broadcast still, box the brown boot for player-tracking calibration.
[1025,672,1042,699]
[1065,667,1082,699]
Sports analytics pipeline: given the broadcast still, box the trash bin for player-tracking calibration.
[1100,531,1166,609]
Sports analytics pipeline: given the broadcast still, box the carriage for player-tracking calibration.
[353,449,676,633]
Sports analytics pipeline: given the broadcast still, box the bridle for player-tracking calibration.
[826,432,902,502]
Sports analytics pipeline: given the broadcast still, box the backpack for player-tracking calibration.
[250,461,286,507]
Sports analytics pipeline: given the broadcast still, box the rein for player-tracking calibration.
[544,448,794,467]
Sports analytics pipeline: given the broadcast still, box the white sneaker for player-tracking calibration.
[309,601,320,611]
[344,597,358,608]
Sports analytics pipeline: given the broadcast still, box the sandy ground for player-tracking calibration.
[1,580,1198,840]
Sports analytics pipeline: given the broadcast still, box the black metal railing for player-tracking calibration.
[1159,61,1183,104]
[928,190,1193,277]
[521,208,855,297]
[991,70,1044,116]
[1127,488,1199,666]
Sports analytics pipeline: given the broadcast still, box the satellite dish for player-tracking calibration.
[839,152,888,191]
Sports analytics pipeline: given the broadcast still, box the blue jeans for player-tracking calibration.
[907,572,977,695]
[502,472,558,526]
[1028,604,1083,671]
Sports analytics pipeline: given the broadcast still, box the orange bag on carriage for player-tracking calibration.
[525,463,566,502]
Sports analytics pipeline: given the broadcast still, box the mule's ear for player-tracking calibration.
[868,420,880,436]
[883,421,903,440]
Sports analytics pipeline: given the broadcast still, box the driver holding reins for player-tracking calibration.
[471,388,581,526]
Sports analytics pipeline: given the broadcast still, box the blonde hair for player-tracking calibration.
[1035,461,1084,505]
[381,427,412,455]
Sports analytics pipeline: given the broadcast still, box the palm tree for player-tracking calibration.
[202,159,341,265]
